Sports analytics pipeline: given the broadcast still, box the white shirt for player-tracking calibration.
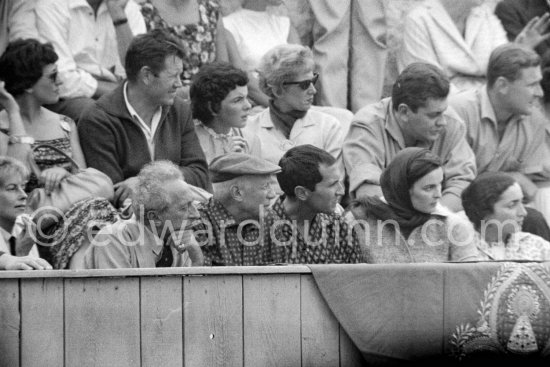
[0,0,39,55]
[35,0,146,98]
[123,82,162,160]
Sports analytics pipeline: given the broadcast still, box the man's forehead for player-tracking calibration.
[419,98,448,112]
[161,55,183,72]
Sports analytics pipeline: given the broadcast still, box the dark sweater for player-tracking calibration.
[78,84,211,191]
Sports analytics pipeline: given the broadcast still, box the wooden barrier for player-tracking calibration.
[0,266,364,367]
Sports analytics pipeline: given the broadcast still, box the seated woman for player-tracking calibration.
[398,0,550,92]
[347,147,480,263]
[0,39,86,194]
[243,44,346,181]
[189,61,259,164]
[462,172,550,261]
[0,156,51,270]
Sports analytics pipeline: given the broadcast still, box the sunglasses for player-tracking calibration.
[283,72,319,90]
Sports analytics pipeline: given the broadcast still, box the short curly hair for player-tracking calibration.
[0,156,29,187]
[257,44,314,99]
[190,62,249,125]
[0,39,58,97]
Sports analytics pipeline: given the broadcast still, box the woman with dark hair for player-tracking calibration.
[347,147,480,263]
[462,172,550,260]
[0,38,86,193]
[190,61,259,163]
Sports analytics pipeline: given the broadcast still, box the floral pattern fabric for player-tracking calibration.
[140,0,219,83]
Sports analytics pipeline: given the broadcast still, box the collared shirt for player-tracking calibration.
[398,0,507,92]
[449,86,550,178]
[193,198,282,266]
[123,82,162,159]
[343,97,476,198]
[83,217,191,269]
[0,216,40,258]
[0,0,39,55]
[263,196,365,264]
[243,107,346,179]
[35,0,146,98]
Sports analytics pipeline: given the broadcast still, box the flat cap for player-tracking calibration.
[209,153,281,183]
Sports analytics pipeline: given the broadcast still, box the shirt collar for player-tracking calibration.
[70,0,106,13]
[384,99,407,149]
[123,82,163,134]
[479,85,498,126]
[194,120,237,139]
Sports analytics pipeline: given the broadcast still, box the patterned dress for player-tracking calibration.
[140,0,219,83]
[27,115,77,192]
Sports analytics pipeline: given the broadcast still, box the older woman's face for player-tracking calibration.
[0,173,27,229]
[483,183,527,239]
[409,168,443,214]
[31,63,60,106]
[276,70,317,112]
[218,85,251,129]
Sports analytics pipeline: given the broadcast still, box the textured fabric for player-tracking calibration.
[262,196,365,264]
[223,8,290,74]
[268,99,307,139]
[193,198,283,266]
[477,231,550,261]
[449,86,550,177]
[398,0,508,93]
[140,0,219,84]
[0,0,39,56]
[35,0,146,98]
[343,97,476,197]
[78,84,211,191]
[350,205,481,263]
[243,107,346,178]
[308,262,550,363]
[308,0,388,111]
[83,216,191,269]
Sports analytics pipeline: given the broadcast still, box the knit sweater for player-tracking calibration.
[78,84,211,191]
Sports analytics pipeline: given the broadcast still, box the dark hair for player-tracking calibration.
[125,29,186,82]
[487,43,540,88]
[190,62,249,125]
[462,172,516,230]
[392,63,450,112]
[277,145,336,197]
[0,39,58,96]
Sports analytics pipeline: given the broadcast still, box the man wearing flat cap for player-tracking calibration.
[192,152,283,266]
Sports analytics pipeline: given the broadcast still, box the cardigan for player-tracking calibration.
[78,84,211,191]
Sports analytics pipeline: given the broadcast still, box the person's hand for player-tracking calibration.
[0,254,52,271]
[166,229,204,266]
[228,136,248,153]
[113,176,139,208]
[515,13,550,49]
[40,167,71,195]
[0,81,19,114]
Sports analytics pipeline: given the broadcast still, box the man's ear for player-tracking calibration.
[269,83,284,99]
[493,76,510,95]
[141,66,155,86]
[395,103,410,122]
[294,186,310,201]
[146,210,161,225]
[230,185,243,202]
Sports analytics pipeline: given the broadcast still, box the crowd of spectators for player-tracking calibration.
[2,0,550,271]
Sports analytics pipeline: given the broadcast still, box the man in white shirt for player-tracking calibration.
[35,0,146,121]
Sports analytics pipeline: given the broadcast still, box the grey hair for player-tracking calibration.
[0,156,29,187]
[132,160,184,214]
[258,44,315,98]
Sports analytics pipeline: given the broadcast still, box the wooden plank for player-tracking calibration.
[339,325,365,367]
[300,275,339,367]
[0,279,19,367]
[140,276,183,367]
[243,274,301,367]
[0,265,312,279]
[64,277,140,367]
[20,278,63,367]
[184,275,243,367]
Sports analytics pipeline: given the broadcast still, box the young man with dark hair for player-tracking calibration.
[264,145,366,264]
[343,62,476,212]
[78,29,211,208]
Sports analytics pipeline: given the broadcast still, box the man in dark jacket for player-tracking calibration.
[78,29,211,207]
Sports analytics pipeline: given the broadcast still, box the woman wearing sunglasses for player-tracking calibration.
[0,38,86,194]
[243,44,346,186]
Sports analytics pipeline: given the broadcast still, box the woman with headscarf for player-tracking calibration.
[347,147,481,263]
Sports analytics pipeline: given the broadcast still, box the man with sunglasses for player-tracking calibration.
[343,62,476,212]
[78,30,211,210]
[35,0,146,122]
